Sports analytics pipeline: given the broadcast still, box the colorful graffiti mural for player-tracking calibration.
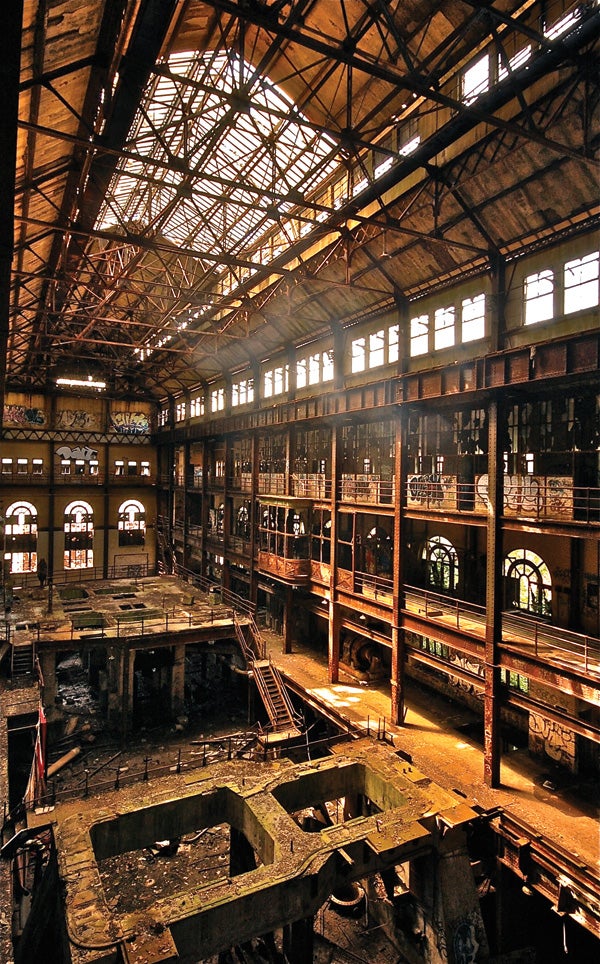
[3,404,46,427]
[111,411,150,434]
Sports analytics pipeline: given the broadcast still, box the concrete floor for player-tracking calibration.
[262,632,600,872]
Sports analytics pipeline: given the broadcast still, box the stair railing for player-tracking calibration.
[251,662,282,728]
[265,658,303,730]
[232,614,302,732]
[232,614,255,663]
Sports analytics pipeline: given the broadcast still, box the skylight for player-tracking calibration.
[98,50,339,266]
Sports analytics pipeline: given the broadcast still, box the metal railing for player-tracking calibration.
[1,566,255,648]
[340,476,394,505]
[257,473,287,495]
[1,720,399,827]
[291,475,332,500]
[1,730,264,828]
[404,477,600,524]
[0,471,154,487]
[9,563,152,593]
[172,564,255,617]
[354,571,394,602]
[403,584,600,675]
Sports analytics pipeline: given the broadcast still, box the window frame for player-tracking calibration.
[524,269,554,326]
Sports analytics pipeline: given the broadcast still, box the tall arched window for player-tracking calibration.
[422,536,459,593]
[64,501,94,570]
[504,549,551,617]
[118,499,146,547]
[5,501,38,573]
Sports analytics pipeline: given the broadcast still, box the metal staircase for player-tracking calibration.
[233,615,302,738]
[11,642,35,677]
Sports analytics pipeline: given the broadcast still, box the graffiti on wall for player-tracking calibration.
[546,477,571,514]
[476,474,540,511]
[111,411,150,434]
[475,474,573,518]
[529,712,575,769]
[407,474,456,509]
[56,444,98,462]
[452,917,481,964]
[55,409,99,430]
[3,404,46,427]
[448,652,485,701]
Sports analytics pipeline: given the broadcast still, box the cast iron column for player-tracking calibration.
[328,424,340,683]
[484,398,503,787]
[391,403,407,724]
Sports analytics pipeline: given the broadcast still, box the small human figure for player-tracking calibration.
[37,558,47,588]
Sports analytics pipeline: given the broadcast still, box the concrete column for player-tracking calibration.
[102,464,110,578]
[171,644,186,718]
[39,651,57,717]
[123,649,135,742]
[109,647,135,743]
[283,916,314,964]
[106,648,125,728]
[249,433,259,606]
[436,830,490,963]
[247,671,256,726]
[410,829,490,963]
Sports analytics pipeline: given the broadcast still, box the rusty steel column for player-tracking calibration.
[328,600,341,684]
[391,403,407,725]
[328,423,340,683]
[282,585,294,653]
[249,432,259,607]
[484,398,504,787]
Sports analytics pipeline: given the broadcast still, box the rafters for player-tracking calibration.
[5,0,599,401]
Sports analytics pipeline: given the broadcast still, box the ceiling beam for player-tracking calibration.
[0,0,25,422]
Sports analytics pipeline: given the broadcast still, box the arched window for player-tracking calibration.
[4,501,38,573]
[64,501,94,570]
[422,536,459,593]
[118,499,146,547]
[504,549,551,617]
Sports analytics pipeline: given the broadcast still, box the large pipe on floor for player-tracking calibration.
[46,747,81,778]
